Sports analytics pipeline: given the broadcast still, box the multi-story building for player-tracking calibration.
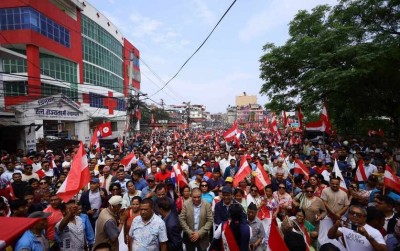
[169,103,207,128]
[0,0,140,152]
[226,93,265,126]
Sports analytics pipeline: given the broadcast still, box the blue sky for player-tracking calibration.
[94,0,338,113]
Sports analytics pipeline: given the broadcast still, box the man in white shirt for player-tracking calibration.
[363,155,377,178]
[328,204,386,251]
[218,152,230,175]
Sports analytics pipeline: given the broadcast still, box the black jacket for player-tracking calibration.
[79,188,108,215]
[163,211,183,251]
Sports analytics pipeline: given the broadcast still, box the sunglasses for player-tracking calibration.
[349,210,364,217]
[112,188,120,191]
[305,190,314,193]
[200,184,208,187]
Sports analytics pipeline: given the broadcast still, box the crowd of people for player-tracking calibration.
[0,128,400,251]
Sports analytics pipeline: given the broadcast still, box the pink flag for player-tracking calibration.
[233,156,252,187]
[294,159,309,180]
[120,151,136,169]
[254,161,271,191]
[355,160,367,182]
[57,142,90,202]
[384,165,400,194]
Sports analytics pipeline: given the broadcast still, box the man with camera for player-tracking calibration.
[327,205,387,251]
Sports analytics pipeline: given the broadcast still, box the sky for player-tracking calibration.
[93,0,338,114]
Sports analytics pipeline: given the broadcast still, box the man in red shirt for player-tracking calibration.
[155,163,171,183]
[43,194,63,249]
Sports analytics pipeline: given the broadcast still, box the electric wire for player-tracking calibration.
[149,0,238,97]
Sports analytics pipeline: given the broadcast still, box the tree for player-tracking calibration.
[259,0,400,135]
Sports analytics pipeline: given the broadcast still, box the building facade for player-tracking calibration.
[0,0,140,152]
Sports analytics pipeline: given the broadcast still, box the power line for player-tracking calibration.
[139,58,185,101]
[149,0,238,97]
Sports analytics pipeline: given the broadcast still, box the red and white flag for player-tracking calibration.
[118,137,124,154]
[90,128,101,153]
[254,161,271,191]
[321,102,332,134]
[384,165,400,194]
[221,221,240,251]
[223,121,238,141]
[355,159,367,182]
[294,159,310,180]
[233,155,252,187]
[57,142,90,203]
[282,111,288,128]
[98,122,112,137]
[173,163,188,188]
[333,159,347,191]
[120,151,136,169]
[269,115,278,134]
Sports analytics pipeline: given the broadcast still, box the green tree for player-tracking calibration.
[259,0,400,135]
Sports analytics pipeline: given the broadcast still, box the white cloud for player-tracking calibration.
[239,0,338,42]
[191,0,217,26]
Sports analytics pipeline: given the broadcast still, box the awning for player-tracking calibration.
[0,120,21,127]
[0,217,40,248]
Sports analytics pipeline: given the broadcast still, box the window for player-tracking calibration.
[89,92,104,108]
[4,81,28,96]
[0,7,70,47]
[41,83,78,101]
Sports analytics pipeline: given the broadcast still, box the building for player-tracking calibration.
[226,93,265,126]
[168,103,207,128]
[0,0,140,152]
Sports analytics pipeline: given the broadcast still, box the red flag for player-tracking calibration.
[377,128,385,137]
[223,121,238,141]
[384,165,400,194]
[355,159,367,182]
[254,161,271,191]
[56,142,90,203]
[120,151,136,169]
[233,156,252,187]
[268,220,289,251]
[321,102,332,134]
[294,159,309,180]
[98,122,112,137]
[34,160,46,179]
[173,163,188,188]
[298,106,304,128]
[221,221,240,251]
[90,128,101,153]
[7,181,16,200]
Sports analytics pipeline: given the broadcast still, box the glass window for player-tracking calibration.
[0,7,70,47]
[4,81,28,96]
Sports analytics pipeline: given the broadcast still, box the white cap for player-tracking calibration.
[108,195,123,206]
[46,150,53,154]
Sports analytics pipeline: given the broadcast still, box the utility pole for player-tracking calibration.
[160,99,165,110]
[126,51,134,139]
